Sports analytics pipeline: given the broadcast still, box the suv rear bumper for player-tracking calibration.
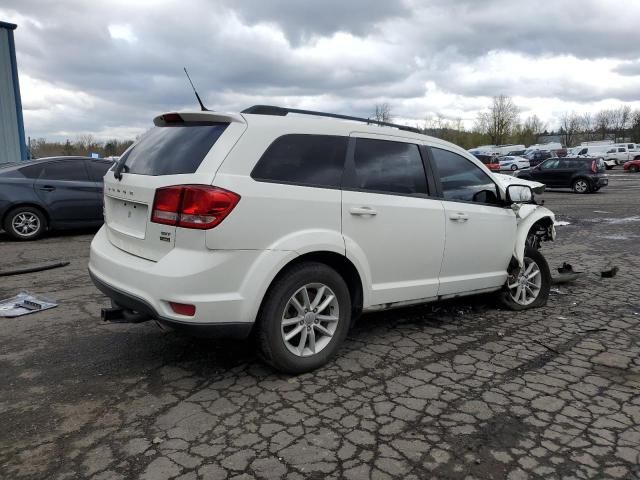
[90,271,253,338]
[89,226,292,335]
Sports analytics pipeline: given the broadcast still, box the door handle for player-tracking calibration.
[449,212,468,222]
[349,206,377,216]
[39,185,56,192]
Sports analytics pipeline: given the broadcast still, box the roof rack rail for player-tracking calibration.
[241,105,421,134]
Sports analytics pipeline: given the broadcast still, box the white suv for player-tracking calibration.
[89,106,556,373]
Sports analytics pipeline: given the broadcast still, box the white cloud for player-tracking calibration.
[1,0,639,140]
[108,24,137,43]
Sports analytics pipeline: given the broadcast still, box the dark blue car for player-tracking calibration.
[0,156,113,240]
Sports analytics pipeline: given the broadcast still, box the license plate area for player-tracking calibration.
[106,197,148,239]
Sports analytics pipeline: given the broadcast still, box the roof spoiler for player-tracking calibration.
[153,111,245,127]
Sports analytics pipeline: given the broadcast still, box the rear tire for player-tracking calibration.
[257,262,351,374]
[499,247,551,311]
[3,206,47,241]
[572,178,590,194]
[631,165,639,173]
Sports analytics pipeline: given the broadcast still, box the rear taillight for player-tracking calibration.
[151,185,240,229]
[591,160,597,173]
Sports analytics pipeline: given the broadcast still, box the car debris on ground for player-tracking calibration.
[0,291,57,317]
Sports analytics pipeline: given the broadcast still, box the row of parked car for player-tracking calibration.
[472,144,640,194]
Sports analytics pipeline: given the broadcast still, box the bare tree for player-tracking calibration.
[518,114,547,146]
[611,105,632,141]
[630,110,640,143]
[477,95,519,145]
[560,111,581,147]
[580,112,594,141]
[373,103,393,123]
[595,109,615,140]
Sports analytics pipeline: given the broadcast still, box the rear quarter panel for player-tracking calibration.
[0,178,45,223]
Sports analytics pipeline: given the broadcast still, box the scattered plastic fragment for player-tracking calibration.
[0,291,57,318]
[554,221,571,226]
[152,437,163,444]
[601,266,619,278]
[550,288,567,295]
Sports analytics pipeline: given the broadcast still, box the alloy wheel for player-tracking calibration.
[12,212,40,237]
[507,257,542,306]
[281,283,340,357]
[573,180,588,193]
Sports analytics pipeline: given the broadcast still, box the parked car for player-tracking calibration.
[499,156,530,171]
[473,153,500,172]
[623,157,640,172]
[525,150,555,166]
[514,157,608,193]
[0,156,113,240]
[506,149,526,157]
[89,106,557,373]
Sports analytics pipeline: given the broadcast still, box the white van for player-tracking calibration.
[574,145,620,169]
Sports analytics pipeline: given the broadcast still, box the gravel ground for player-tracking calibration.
[1,171,639,480]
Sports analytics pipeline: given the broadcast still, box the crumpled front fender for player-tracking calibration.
[513,205,556,266]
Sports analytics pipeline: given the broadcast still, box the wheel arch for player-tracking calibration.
[256,251,365,325]
[513,208,555,267]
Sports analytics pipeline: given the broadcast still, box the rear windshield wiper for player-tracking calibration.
[113,160,129,180]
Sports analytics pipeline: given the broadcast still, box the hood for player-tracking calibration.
[493,173,545,194]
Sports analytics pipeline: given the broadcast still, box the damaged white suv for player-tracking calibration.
[89,106,556,373]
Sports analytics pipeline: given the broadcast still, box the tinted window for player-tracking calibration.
[86,161,113,182]
[251,134,347,188]
[119,124,228,176]
[351,139,427,195]
[431,148,499,204]
[618,148,625,152]
[19,163,45,179]
[541,159,561,169]
[22,160,88,181]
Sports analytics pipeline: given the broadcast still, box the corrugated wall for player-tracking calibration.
[0,25,23,163]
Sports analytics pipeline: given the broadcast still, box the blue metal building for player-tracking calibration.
[0,21,26,163]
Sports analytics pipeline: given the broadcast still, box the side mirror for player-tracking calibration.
[506,184,534,204]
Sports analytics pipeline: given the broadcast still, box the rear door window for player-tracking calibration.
[22,159,89,181]
[251,134,347,188]
[119,124,228,176]
[349,138,427,195]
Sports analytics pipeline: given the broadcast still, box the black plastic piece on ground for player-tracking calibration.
[601,266,619,278]
[0,261,70,277]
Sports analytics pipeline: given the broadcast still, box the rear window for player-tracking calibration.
[251,134,347,188]
[119,124,228,176]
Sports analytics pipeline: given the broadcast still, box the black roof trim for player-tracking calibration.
[0,21,18,30]
[241,105,421,134]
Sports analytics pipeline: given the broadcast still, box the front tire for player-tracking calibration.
[257,262,351,374]
[572,178,590,194]
[3,206,47,241]
[630,165,639,173]
[500,247,551,311]
[510,164,518,171]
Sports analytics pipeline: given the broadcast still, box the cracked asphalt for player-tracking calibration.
[1,171,639,480]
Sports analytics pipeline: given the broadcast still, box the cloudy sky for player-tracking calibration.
[2,0,640,141]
